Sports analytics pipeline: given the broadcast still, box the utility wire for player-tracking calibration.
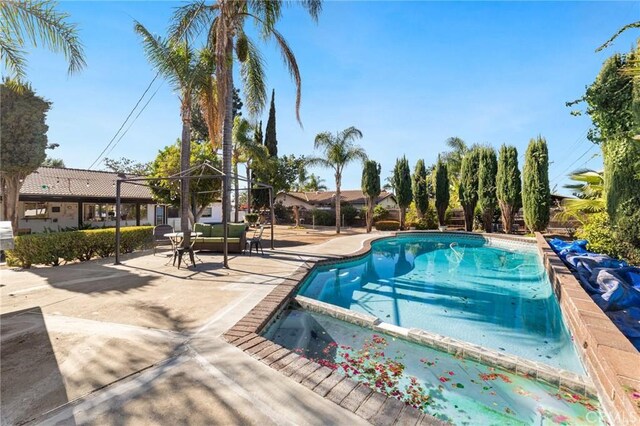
[88,73,160,169]
[549,143,598,184]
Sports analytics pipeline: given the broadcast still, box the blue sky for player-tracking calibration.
[19,1,640,194]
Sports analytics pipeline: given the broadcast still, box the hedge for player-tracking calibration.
[375,220,401,231]
[6,226,153,268]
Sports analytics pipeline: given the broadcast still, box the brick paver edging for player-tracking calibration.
[534,233,640,426]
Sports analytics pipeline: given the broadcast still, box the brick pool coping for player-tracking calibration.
[535,233,640,426]
[223,231,638,425]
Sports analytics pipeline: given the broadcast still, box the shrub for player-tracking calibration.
[244,213,259,225]
[375,220,400,231]
[310,209,335,226]
[575,213,618,258]
[340,202,359,226]
[373,205,389,222]
[273,202,292,223]
[434,157,450,226]
[6,226,153,268]
[615,199,640,264]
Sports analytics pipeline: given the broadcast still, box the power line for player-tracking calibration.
[99,82,164,163]
[88,73,160,169]
[549,143,598,184]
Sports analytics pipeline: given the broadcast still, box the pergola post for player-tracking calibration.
[115,180,121,265]
[269,187,274,249]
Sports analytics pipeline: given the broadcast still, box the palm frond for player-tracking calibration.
[168,0,211,42]
[313,131,335,150]
[240,36,267,118]
[306,156,334,171]
[248,0,281,37]
[0,35,27,80]
[339,126,363,143]
[301,0,322,22]
[270,27,302,124]
[1,0,85,76]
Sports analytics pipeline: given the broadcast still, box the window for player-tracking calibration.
[83,203,138,222]
[201,206,212,217]
[23,202,48,218]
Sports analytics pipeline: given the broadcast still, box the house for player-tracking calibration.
[275,190,398,211]
[1,167,159,234]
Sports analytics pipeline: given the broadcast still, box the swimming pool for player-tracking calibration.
[263,307,603,425]
[298,234,583,373]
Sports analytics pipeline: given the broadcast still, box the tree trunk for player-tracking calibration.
[246,163,252,214]
[366,196,373,233]
[1,173,23,232]
[221,56,234,267]
[180,99,192,248]
[234,161,239,222]
[463,204,474,232]
[400,206,406,229]
[335,174,341,234]
[482,209,493,233]
[500,201,513,233]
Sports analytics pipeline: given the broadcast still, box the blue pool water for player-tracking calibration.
[298,234,583,373]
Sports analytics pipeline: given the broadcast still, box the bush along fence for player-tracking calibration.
[6,226,153,268]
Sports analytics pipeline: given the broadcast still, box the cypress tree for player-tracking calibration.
[478,147,498,233]
[412,159,428,218]
[434,156,449,226]
[264,89,277,157]
[361,160,381,233]
[496,145,522,233]
[522,136,550,232]
[393,156,413,229]
[459,148,480,232]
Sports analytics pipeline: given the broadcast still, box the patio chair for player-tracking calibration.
[246,225,265,256]
[153,224,174,255]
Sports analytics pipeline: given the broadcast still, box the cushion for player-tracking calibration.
[210,224,224,237]
[228,223,246,238]
[194,223,211,238]
[197,237,240,244]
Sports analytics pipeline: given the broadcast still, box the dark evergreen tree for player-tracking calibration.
[459,148,480,231]
[522,136,550,232]
[393,156,413,229]
[478,147,498,232]
[264,89,277,157]
[496,145,522,233]
[232,87,243,118]
[434,156,450,226]
[412,159,428,218]
[361,160,381,233]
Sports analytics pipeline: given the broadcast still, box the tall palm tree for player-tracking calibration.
[0,0,85,81]
[169,0,321,266]
[232,116,267,220]
[135,22,210,248]
[308,126,367,234]
[304,173,327,192]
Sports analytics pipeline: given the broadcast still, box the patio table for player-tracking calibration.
[164,232,202,268]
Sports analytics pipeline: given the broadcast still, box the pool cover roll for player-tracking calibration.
[548,238,640,350]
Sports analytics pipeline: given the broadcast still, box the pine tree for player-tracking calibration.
[496,145,522,233]
[264,89,277,157]
[478,147,498,232]
[361,160,381,233]
[393,156,413,229]
[412,159,428,218]
[434,156,450,227]
[459,148,480,231]
[522,136,550,232]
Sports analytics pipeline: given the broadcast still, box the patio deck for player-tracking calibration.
[1,227,373,425]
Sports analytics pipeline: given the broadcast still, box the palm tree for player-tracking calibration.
[1,0,86,81]
[169,0,321,266]
[308,126,367,233]
[135,22,210,248]
[232,116,267,220]
[556,169,605,222]
[304,174,327,192]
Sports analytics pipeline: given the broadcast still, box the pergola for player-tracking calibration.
[114,161,275,268]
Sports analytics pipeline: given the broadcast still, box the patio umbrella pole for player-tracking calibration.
[115,180,121,265]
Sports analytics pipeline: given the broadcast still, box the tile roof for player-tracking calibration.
[280,190,394,206]
[12,167,154,201]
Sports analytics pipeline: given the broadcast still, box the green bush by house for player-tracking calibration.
[7,226,153,268]
[375,220,401,231]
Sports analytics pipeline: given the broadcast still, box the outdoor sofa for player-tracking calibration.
[193,223,247,253]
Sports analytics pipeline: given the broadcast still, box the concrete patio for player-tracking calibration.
[1,228,377,425]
